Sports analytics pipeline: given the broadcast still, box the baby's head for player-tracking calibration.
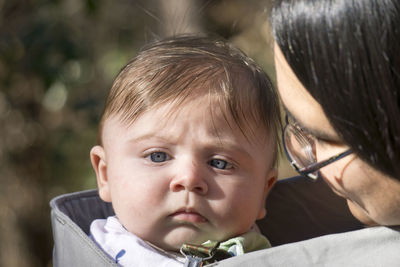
[91,35,281,251]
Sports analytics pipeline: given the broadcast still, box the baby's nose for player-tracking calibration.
[169,162,208,195]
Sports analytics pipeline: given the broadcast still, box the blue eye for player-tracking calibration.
[149,152,169,163]
[209,159,232,170]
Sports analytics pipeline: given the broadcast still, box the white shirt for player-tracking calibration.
[90,216,185,267]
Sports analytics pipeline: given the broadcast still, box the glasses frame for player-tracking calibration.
[282,114,353,180]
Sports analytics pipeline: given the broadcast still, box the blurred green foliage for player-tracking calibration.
[0,0,294,266]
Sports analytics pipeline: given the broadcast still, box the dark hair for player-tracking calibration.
[99,35,281,165]
[271,0,400,179]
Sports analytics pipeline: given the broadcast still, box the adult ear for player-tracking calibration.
[257,168,278,220]
[90,146,111,202]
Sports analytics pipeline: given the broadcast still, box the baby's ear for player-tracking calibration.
[257,168,278,220]
[90,146,111,202]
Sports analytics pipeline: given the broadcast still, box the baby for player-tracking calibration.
[89,35,281,266]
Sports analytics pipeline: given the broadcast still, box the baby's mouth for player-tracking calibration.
[170,209,207,223]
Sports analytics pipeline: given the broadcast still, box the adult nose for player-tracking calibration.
[169,161,208,195]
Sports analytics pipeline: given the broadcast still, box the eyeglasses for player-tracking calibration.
[282,114,353,180]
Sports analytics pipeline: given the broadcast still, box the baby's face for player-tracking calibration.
[91,95,277,251]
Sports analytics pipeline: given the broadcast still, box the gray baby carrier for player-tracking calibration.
[50,176,399,266]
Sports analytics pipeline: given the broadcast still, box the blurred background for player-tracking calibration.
[0,0,296,266]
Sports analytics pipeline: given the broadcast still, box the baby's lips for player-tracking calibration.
[170,208,207,223]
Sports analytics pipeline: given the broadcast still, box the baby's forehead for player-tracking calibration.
[104,94,271,145]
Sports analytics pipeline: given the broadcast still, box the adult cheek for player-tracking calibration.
[319,167,347,198]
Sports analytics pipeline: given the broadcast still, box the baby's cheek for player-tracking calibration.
[215,198,257,230]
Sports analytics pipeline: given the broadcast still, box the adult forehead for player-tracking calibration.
[273,43,339,141]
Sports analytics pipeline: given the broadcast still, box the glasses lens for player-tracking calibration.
[284,124,318,177]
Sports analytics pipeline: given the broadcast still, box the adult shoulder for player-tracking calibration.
[210,225,400,266]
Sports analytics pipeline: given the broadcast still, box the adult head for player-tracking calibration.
[271,0,400,226]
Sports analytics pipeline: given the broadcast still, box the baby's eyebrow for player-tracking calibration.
[129,133,252,157]
[210,141,252,157]
[128,134,173,144]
